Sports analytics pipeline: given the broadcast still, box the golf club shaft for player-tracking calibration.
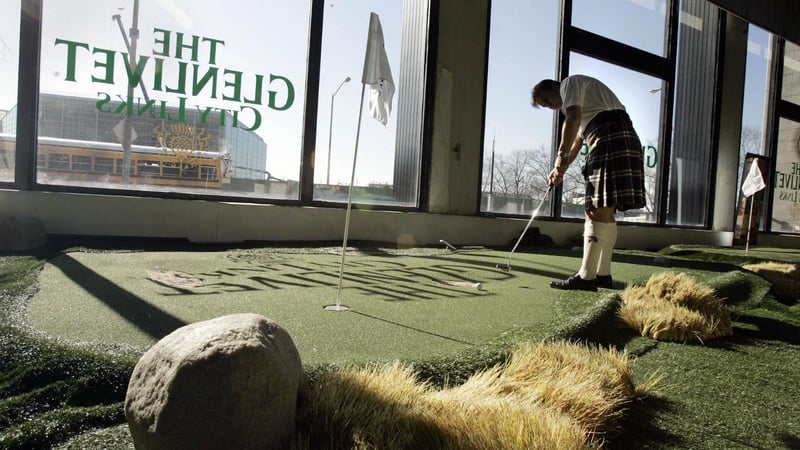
[507,186,553,260]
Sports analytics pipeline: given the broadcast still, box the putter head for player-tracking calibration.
[495,263,511,272]
[439,239,457,251]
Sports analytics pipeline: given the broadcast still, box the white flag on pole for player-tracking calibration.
[362,12,394,126]
[741,160,766,197]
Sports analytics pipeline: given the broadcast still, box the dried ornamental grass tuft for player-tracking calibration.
[301,341,653,449]
[619,271,733,343]
[742,262,800,302]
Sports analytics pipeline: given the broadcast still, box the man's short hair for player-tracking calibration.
[530,79,559,108]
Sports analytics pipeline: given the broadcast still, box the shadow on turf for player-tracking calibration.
[49,254,187,339]
[731,314,800,345]
[605,395,685,450]
[424,248,582,282]
[779,432,800,449]
[429,247,753,287]
[348,309,476,346]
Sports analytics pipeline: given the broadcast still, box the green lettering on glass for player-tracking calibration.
[238,105,262,131]
[91,48,116,84]
[193,65,219,98]
[152,27,225,65]
[54,38,90,82]
[222,69,243,102]
[95,92,112,111]
[152,28,170,57]
[121,52,150,88]
[643,145,658,168]
[165,61,188,94]
[58,27,298,135]
[243,74,264,106]
[268,75,294,111]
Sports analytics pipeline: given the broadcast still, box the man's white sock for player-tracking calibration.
[595,221,618,276]
[578,221,601,280]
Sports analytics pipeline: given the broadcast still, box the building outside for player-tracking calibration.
[1,93,271,192]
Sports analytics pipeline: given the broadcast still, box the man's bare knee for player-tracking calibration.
[585,207,615,223]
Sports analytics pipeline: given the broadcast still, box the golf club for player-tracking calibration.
[439,239,457,252]
[496,185,553,272]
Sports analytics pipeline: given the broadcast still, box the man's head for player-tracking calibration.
[531,79,562,110]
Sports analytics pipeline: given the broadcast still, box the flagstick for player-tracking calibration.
[326,83,368,312]
[745,194,754,256]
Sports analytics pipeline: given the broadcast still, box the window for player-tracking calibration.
[772,39,800,234]
[735,25,772,217]
[0,0,20,183]
[313,0,429,207]
[35,0,311,199]
[782,41,800,104]
[572,0,669,57]
[773,118,800,233]
[740,26,771,161]
[665,0,720,226]
[563,54,663,223]
[482,0,559,216]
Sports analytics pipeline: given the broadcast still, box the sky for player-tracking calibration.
[313,0,403,186]
[0,0,776,186]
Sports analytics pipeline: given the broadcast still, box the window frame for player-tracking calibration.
[765,37,800,234]
[9,0,434,213]
[551,0,680,226]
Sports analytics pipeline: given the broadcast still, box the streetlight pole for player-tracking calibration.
[327,76,351,185]
[112,0,141,184]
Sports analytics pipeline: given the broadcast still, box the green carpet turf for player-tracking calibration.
[659,244,800,265]
[5,240,800,449]
[26,244,743,367]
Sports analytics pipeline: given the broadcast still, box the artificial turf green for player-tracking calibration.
[1,237,798,449]
[658,244,800,265]
[611,317,800,449]
[25,246,601,366]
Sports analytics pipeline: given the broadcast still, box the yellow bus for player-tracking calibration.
[0,134,224,189]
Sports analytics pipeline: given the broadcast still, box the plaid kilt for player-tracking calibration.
[581,110,646,212]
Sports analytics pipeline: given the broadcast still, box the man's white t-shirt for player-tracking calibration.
[560,75,625,137]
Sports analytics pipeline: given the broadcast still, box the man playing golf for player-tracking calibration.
[531,75,646,291]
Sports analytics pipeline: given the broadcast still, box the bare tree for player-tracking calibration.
[484,147,551,199]
[740,125,762,159]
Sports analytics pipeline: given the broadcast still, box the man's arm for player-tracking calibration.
[549,105,582,185]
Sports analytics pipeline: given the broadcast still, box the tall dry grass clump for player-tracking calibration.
[742,261,800,302]
[618,271,732,343]
[299,341,653,449]
[497,341,636,434]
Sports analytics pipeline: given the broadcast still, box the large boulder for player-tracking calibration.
[125,313,306,450]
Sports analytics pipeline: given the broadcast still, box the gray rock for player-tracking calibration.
[125,313,306,450]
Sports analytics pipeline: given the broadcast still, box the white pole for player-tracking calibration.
[330,83,368,310]
[745,195,754,255]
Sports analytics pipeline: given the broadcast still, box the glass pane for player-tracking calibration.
[0,0,20,183]
[572,0,668,57]
[782,41,800,104]
[773,118,800,233]
[37,0,310,199]
[482,0,559,216]
[736,25,771,206]
[563,54,662,223]
[313,1,423,207]
[666,0,719,226]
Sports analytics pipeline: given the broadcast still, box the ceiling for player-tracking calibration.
[708,0,800,45]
